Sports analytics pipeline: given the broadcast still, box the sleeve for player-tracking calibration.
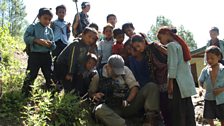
[67,43,78,74]
[88,72,100,94]
[124,66,140,89]
[97,41,103,56]
[198,68,206,84]
[23,24,35,45]
[167,42,178,79]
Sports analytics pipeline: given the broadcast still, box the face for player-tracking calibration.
[107,16,117,27]
[210,31,219,40]
[132,41,146,53]
[206,52,220,66]
[85,58,97,71]
[83,32,97,45]
[84,5,90,12]
[157,34,170,45]
[124,27,135,38]
[103,27,113,39]
[115,34,124,43]
[39,14,52,27]
[56,8,66,19]
[105,64,118,77]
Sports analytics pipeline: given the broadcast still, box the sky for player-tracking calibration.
[24,0,224,48]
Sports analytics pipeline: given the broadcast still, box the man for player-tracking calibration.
[72,2,90,37]
[90,54,162,126]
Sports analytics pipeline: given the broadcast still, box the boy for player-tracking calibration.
[51,5,71,60]
[22,8,56,96]
[97,23,114,70]
[112,28,125,55]
[204,27,224,65]
[55,27,98,92]
[107,14,117,28]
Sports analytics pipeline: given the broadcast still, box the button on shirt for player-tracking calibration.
[198,64,224,105]
[52,19,70,44]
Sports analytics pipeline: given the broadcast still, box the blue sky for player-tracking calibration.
[24,0,224,48]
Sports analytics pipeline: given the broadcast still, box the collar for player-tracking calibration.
[58,18,64,22]
[206,63,224,74]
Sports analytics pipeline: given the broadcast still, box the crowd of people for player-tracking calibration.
[22,2,224,126]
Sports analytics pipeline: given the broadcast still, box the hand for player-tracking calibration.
[92,92,104,102]
[213,87,224,96]
[46,40,52,48]
[65,74,73,81]
[167,80,173,95]
[35,39,51,47]
[67,22,71,27]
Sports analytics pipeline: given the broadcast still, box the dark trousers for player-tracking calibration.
[160,92,172,126]
[22,52,52,96]
[52,40,67,82]
[169,80,196,126]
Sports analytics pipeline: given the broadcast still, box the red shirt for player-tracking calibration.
[112,42,124,55]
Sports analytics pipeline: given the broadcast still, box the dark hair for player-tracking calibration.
[86,53,98,63]
[38,7,53,18]
[205,46,223,60]
[81,2,90,9]
[106,14,116,22]
[157,26,191,61]
[82,27,99,40]
[88,23,99,31]
[210,27,219,34]
[113,28,124,38]
[103,23,114,32]
[131,35,145,43]
[122,22,135,32]
[56,5,66,13]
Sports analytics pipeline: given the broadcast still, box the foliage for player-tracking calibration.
[148,15,197,50]
[0,26,26,125]
[0,0,27,36]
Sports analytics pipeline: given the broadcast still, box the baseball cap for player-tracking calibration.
[108,54,125,75]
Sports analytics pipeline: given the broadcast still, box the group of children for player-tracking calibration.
[22,3,224,126]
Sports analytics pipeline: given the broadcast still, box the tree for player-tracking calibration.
[148,16,197,50]
[0,0,27,36]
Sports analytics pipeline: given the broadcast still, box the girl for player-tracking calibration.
[23,8,56,97]
[131,34,171,126]
[199,46,224,126]
[156,26,196,126]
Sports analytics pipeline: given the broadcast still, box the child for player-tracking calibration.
[157,26,196,126]
[106,14,117,28]
[51,5,71,60]
[204,27,224,65]
[55,27,98,92]
[122,22,136,38]
[112,28,124,55]
[75,53,98,96]
[97,23,114,70]
[22,8,56,96]
[199,46,224,126]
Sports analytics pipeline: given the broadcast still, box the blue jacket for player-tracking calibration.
[167,41,196,98]
[24,22,56,52]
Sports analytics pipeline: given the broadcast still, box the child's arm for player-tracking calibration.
[213,87,224,96]
[24,24,35,45]
[198,81,205,97]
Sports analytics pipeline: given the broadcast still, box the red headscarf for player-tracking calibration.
[157,27,191,62]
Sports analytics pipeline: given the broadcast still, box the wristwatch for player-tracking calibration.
[123,100,130,107]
